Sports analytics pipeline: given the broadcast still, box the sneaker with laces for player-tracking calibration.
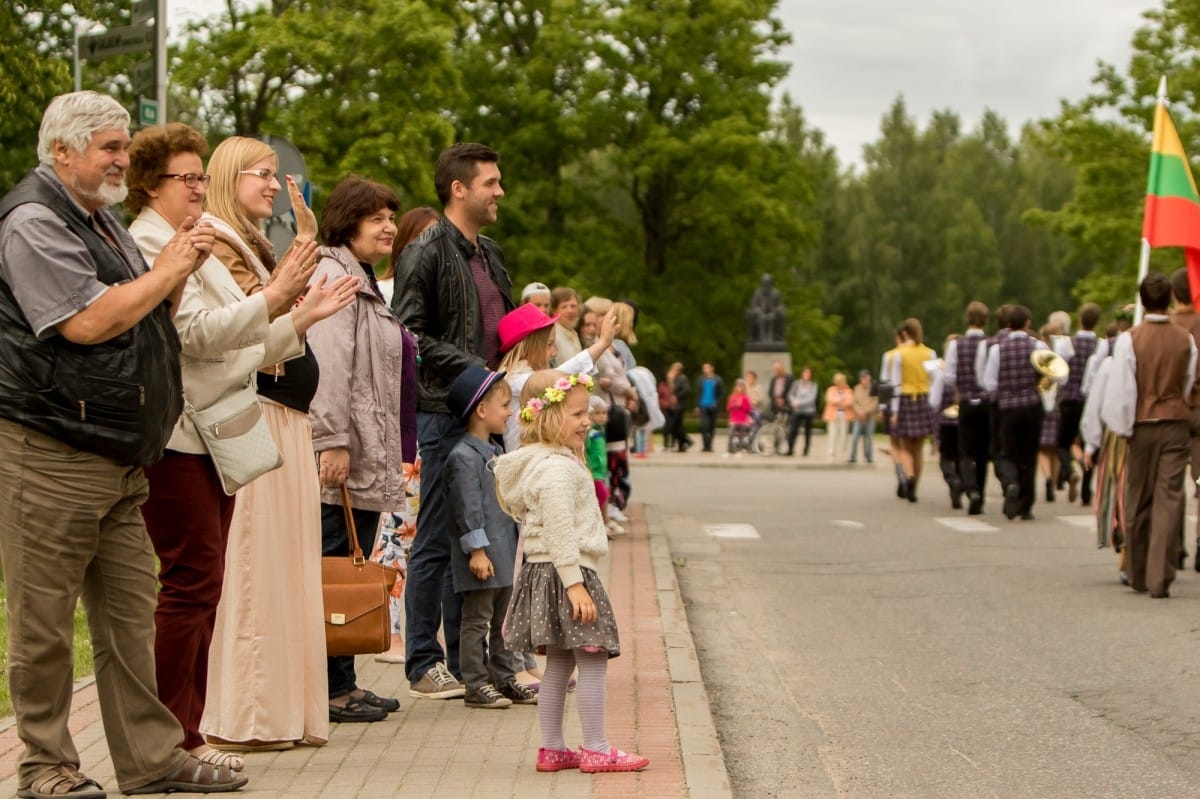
[499,679,539,705]
[579,747,650,773]
[536,747,582,772]
[463,683,512,709]
[409,663,466,700]
[608,507,629,523]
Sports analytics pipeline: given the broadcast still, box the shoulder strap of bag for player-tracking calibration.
[341,483,365,565]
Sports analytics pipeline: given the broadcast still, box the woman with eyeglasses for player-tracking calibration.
[197,136,357,753]
[125,126,358,771]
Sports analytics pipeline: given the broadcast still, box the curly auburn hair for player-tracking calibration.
[125,123,209,215]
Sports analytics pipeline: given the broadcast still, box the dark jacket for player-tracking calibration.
[0,171,182,466]
[391,217,514,414]
[445,433,518,592]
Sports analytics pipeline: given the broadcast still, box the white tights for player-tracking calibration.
[539,647,610,753]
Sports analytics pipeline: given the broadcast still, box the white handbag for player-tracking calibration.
[184,379,282,495]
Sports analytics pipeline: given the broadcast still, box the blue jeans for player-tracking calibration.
[404,412,463,683]
[849,418,875,462]
[699,407,718,451]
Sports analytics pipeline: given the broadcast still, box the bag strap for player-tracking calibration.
[340,484,365,565]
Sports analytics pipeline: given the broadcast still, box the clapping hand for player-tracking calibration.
[286,175,318,243]
[156,216,214,276]
[291,273,360,333]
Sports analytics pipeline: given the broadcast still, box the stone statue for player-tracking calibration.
[745,274,786,350]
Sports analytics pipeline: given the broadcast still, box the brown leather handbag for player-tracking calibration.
[321,485,398,657]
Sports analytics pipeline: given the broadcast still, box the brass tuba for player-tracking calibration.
[1030,349,1068,412]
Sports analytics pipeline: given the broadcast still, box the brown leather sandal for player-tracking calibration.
[17,765,106,798]
[125,753,248,794]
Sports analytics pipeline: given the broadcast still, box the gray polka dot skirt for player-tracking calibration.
[504,563,621,658]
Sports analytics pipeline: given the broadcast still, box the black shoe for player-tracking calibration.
[357,689,400,712]
[1045,479,1055,503]
[498,679,539,705]
[967,491,983,516]
[1003,484,1020,520]
[950,485,963,510]
[1151,589,1171,598]
[906,477,917,503]
[1194,541,1200,573]
[1020,512,1035,521]
[897,477,906,499]
[329,697,388,723]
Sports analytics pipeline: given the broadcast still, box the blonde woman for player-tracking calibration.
[198,137,356,745]
[822,373,854,459]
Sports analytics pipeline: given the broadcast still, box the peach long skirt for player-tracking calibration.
[200,401,329,746]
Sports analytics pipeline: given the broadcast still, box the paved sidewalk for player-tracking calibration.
[0,504,730,799]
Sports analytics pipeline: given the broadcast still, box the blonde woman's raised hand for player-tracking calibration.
[286,175,318,243]
[263,239,319,317]
[291,273,360,334]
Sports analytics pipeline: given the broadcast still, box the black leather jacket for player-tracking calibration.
[0,171,182,466]
[391,216,513,414]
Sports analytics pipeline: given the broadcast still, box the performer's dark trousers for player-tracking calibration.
[1057,399,1092,501]
[989,401,1003,488]
[938,422,960,490]
[956,401,990,501]
[1124,420,1189,594]
[996,404,1044,515]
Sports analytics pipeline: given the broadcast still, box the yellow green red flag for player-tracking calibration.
[1142,102,1200,305]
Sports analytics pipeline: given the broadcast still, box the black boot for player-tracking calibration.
[906,477,918,503]
[1045,479,1055,503]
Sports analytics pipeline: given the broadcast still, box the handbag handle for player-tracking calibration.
[340,484,366,566]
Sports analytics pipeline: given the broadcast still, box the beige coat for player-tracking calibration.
[129,208,304,454]
[306,245,409,511]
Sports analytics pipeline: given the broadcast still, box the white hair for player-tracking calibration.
[37,91,130,165]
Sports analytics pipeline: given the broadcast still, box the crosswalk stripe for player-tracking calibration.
[705,523,761,540]
[935,517,998,534]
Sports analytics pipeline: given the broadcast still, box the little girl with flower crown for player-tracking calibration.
[494,369,650,774]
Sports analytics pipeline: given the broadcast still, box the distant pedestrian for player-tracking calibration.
[696,363,724,452]
[668,362,693,451]
[725,378,754,454]
[822,372,854,459]
[786,367,817,456]
[496,369,650,774]
[848,371,879,464]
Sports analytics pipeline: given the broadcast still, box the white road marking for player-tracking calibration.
[832,520,865,529]
[935,517,997,534]
[1058,515,1095,529]
[705,523,761,540]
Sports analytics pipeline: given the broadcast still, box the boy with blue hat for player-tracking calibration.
[444,364,537,707]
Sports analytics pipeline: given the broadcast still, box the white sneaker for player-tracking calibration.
[609,507,629,523]
[606,520,626,535]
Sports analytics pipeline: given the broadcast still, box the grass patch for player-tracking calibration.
[0,582,95,719]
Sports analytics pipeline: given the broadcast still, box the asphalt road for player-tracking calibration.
[635,455,1200,799]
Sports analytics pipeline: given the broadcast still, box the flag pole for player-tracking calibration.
[1135,76,1169,325]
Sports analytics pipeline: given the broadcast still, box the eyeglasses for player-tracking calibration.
[160,173,211,189]
[239,168,278,182]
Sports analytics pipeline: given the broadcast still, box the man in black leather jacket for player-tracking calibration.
[392,143,514,699]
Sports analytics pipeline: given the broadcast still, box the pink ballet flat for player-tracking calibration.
[579,747,650,773]
[536,747,583,772]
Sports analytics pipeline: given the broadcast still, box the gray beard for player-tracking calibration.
[72,174,128,207]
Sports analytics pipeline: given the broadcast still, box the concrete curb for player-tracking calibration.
[645,503,734,799]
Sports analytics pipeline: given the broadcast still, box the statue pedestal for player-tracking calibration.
[742,351,791,381]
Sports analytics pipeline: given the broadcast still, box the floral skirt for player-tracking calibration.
[504,563,620,657]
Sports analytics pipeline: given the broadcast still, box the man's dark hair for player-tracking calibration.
[1078,302,1101,331]
[964,300,988,328]
[1171,267,1192,306]
[1008,305,1031,331]
[321,176,400,249]
[1140,271,1173,312]
[434,143,499,207]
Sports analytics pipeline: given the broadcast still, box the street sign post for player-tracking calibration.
[132,0,156,25]
[79,24,154,64]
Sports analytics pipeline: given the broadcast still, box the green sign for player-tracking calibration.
[138,97,158,126]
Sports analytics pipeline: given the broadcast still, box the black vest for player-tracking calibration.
[0,170,182,466]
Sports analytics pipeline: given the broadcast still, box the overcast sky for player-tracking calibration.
[176,0,1155,167]
[776,0,1156,165]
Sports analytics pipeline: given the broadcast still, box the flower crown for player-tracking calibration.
[519,372,595,423]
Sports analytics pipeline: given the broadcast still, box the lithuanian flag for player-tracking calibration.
[1142,102,1200,306]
